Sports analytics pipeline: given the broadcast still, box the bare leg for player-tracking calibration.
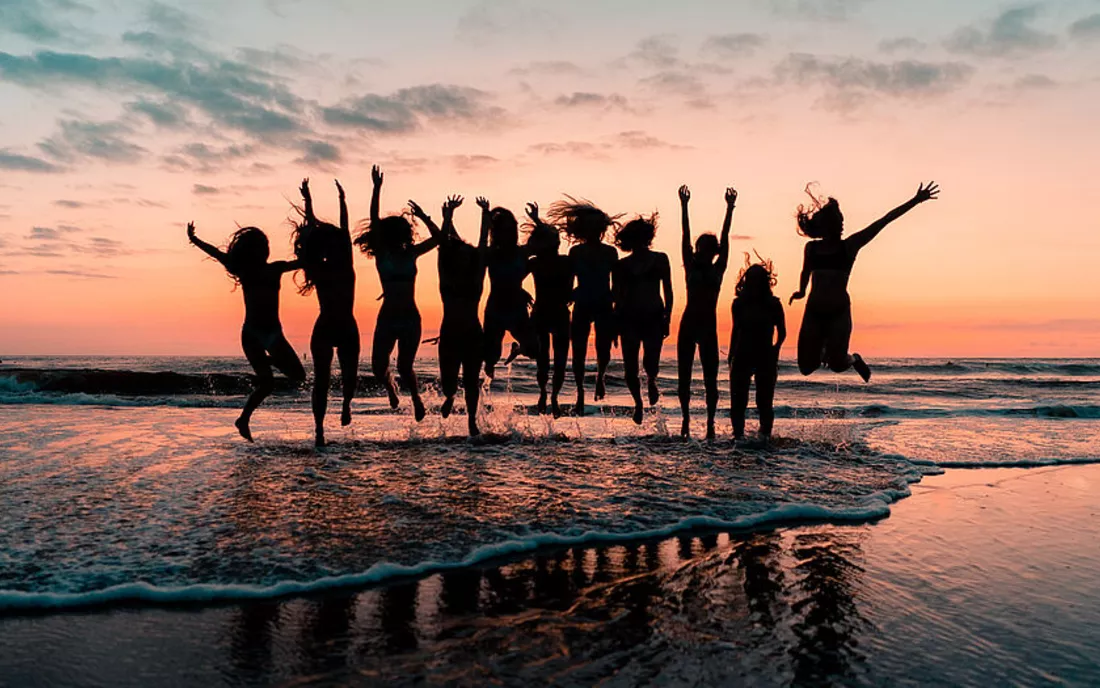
[536,328,551,413]
[676,323,695,438]
[551,317,569,419]
[397,317,425,422]
[643,331,662,407]
[756,355,778,439]
[571,315,592,415]
[594,313,614,402]
[240,330,304,442]
[621,332,643,425]
[729,364,751,440]
[700,327,720,441]
[337,321,360,427]
[310,331,334,447]
[372,324,400,409]
[462,337,482,436]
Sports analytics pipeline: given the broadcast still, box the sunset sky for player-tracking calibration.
[1,0,1098,357]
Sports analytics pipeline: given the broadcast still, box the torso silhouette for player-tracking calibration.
[615,250,669,317]
[569,242,617,308]
[311,229,356,317]
[376,248,418,305]
[439,239,485,318]
[684,258,723,320]
[733,296,783,359]
[237,263,291,332]
[806,239,857,312]
[530,254,572,316]
[487,247,529,307]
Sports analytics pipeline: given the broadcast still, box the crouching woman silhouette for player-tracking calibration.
[187,222,305,441]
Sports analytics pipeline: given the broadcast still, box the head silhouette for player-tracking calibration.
[224,227,269,279]
[525,219,561,257]
[614,214,657,253]
[734,253,777,303]
[796,185,843,240]
[489,207,519,248]
[292,218,341,294]
[547,197,620,245]
[694,233,719,263]
[354,215,413,258]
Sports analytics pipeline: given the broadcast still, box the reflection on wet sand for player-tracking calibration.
[218,526,870,685]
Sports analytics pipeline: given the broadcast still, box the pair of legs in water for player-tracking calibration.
[439,310,483,436]
[310,314,359,446]
[677,317,720,439]
[797,305,870,381]
[372,304,426,421]
[571,303,614,414]
[619,318,663,425]
[238,324,306,441]
[729,350,777,440]
[483,297,537,381]
[533,305,569,417]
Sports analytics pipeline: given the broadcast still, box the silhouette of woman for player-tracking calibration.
[525,202,572,417]
[729,256,786,440]
[186,222,305,441]
[612,215,673,425]
[408,195,488,437]
[480,198,538,381]
[676,185,736,439]
[546,198,620,415]
[293,178,358,447]
[790,182,939,381]
[354,165,438,421]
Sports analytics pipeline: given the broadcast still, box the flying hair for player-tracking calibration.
[546,195,623,244]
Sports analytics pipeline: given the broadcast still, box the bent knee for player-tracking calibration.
[826,356,850,373]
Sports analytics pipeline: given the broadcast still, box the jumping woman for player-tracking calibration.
[408,195,488,436]
[293,178,359,447]
[481,198,538,382]
[790,182,939,381]
[676,184,736,440]
[546,198,620,415]
[612,215,673,425]
[729,256,785,440]
[525,202,572,417]
[186,222,305,441]
[354,165,438,421]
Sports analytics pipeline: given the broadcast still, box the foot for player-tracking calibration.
[441,396,454,419]
[341,402,352,426]
[485,363,496,380]
[385,382,400,410]
[468,419,481,437]
[852,354,872,383]
[706,423,716,441]
[647,379,660,406]
[680,418,690,438]
[537,391,548,414]
[594,375,606,401]
[315,427,326,448]
[234,415,253,442]
[413,396,426,422]
[574,393,586,416]
[632,403,643,425]
[503,342,522,366]
[551,395,562,419]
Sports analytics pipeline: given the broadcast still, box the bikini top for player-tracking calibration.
[376,249,417,284]
[806,240,855,273]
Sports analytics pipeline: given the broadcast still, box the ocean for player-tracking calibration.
[1,356,1098,685]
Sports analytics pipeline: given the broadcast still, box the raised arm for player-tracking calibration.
[476,196,492,252]
[300,178,314,223]
[408,200,442,239]
[186,222,229,266]
[335,179,348,233]
[441,195,464,244]
[661,255,674,338]
[846,182,939,253]
[774,299,787,353]
[370,164,383,226]
[716,187,736,274]
[678,185,693,270]
[789,243,811,306]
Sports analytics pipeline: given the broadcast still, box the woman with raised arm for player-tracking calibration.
[480,198,538,382]
[546,198,620,415]
[354,165,438,421]
[676,185,736,440]
[790,182,939,381]
[525,202,572,417]
[612,215,673,425]
[729,256,786,441]
[409,195,488,437]
[293,178,359,447]
[186,222,305,441]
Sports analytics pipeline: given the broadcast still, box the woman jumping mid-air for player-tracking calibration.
[408,195,488,436]
[676,184,736,440]
[354,165,438,421]
[480,198,538,382]
[612,215,673,425]
[729,256,785,441]
[294,178,359,447]
[790,182,939,381]
[187,222,305,441]
[525,202,572,417]
[547,198,620,415]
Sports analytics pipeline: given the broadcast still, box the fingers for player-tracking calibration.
[678,184,690,201]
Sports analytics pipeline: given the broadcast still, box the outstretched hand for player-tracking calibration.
[335,179,344,199]
[476,196,490,211]
[789,290,805,306]
[525,202,540,223]
[371,165,383,186]
[443,194,464,215]
[300,178,310,200]
[913,181,939,204]
[726,187,738,207]
[678,185,690,204]
[407,200,428,220]
[186,221,196,241]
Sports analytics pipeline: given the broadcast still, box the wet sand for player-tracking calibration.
[2,463,1098,687]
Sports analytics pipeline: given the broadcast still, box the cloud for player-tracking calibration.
[322,84,502,133]
[295,139,342,165]
[126,99,188,128]
[945,5,1058,58]
[879,37,926,54]
[27,225,80,241]
[770,0,870,22]
[529,131,689,159]
[45,269,116,279]
[71,236,129,257]
[613,131,689,150]
[0,148,64,173]
[508,61,584,77]
[1069,13,1100,40]
[554,92,630,110]
[1012,73,1057,90]
[628,35,681,69]
[702,33,768,59]
[449,155,498,171]
[777,53,974,109]
[37,119,147,163]
[192,184,220,195]
[456,0,564,46]
[638,71,713,107]
[53,199,87,208]
[0,0,89,42]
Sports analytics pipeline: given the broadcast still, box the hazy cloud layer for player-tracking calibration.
[945,5,1058,58]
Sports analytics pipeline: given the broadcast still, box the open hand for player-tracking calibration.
[186,221,196,240]
[476,196,490,211]
[371,165,383,186]
[726,187,738,207]
[789,290,805,306]
[334,179,344,199]
[300,178,310,199]
[678,185,690,204]
[525,202,539,222]
[443,195,463,215]
[914,181,939,203]
[407,200,428,220]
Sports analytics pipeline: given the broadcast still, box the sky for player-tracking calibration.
[1,0,1098,357]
